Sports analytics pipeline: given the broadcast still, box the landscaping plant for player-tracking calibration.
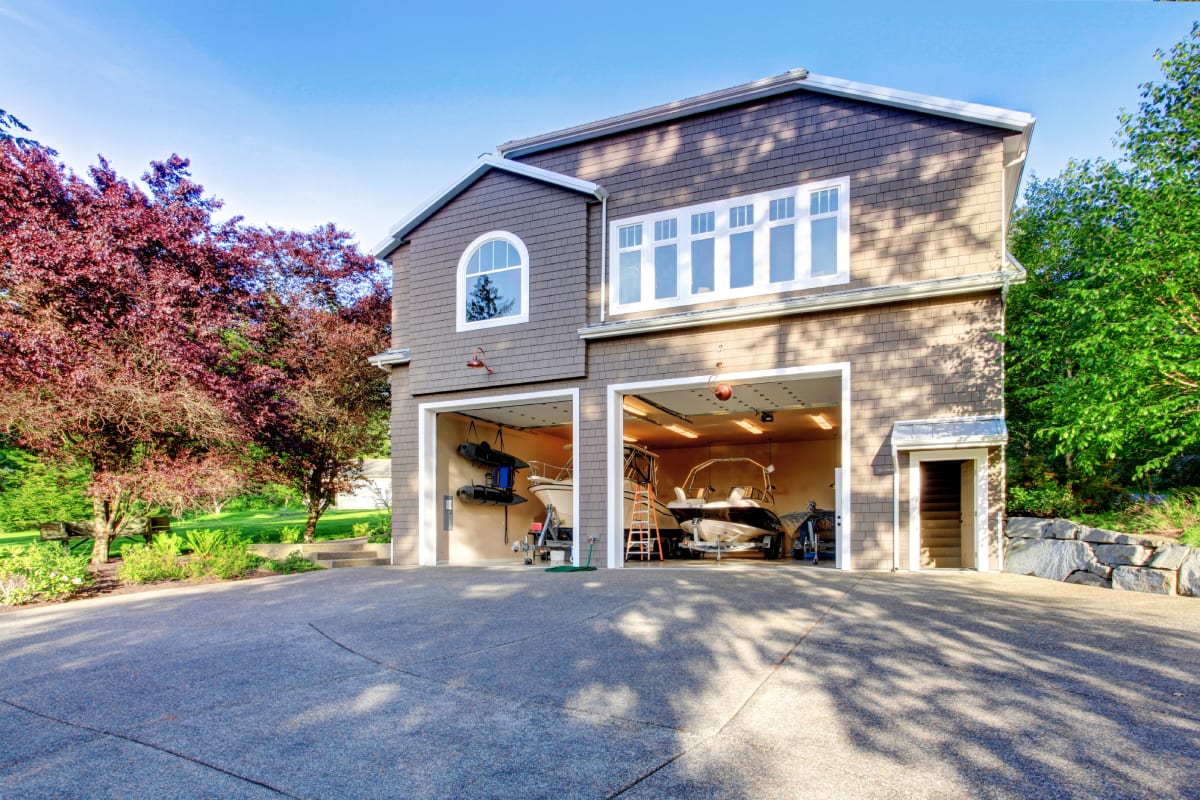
[0,541,91,605]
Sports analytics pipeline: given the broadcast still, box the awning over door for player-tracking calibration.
[892,415,1007,451]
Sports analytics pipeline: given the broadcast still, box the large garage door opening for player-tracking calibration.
[612,368,846,568]
[423,393,576,565]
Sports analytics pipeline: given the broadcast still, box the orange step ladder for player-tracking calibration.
[624,483,663,561]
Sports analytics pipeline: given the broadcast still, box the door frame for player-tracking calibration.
[907,448,989,571]
[607,361,852,569]
[417,388,580,566]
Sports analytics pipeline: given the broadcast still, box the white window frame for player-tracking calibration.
[607,176,850,315]
[456,230,530,333]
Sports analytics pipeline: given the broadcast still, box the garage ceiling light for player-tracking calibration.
[622,433,638,443]
[622,396,653,417]
[664,423,700,439]
[810,413,834,430]
[734,418,764,435]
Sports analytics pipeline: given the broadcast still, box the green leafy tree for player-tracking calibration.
[1007,23,1200,492]
[0,445,93,532]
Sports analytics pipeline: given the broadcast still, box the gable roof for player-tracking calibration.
[372,155,607,259]
[498,69,1034,157]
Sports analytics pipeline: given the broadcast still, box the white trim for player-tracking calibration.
[498,70,1034,159]
[416,388,580,567]
[373,155,606,259]
[581,268,1026,340]
[907,448,990,573]
[368,348,411,368]
[456,231,530,332]
[608,177,850,316]
[606,362,852,570]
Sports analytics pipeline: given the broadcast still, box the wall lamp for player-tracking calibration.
[466,347,494,374]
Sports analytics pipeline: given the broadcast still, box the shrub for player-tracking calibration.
[279,525,303,544]
[261,550,323,574]
[1008,478,1081,518]
[0,542,91,605]
[187,536,260,580]
[185,528,240,557]
[118,536,186,583]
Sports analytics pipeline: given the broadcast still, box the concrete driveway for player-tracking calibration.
[1,565,1197,799]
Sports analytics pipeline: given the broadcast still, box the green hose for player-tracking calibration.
[545,536,597,572]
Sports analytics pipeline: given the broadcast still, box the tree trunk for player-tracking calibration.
[304,503,320,543]
[90,496,113,565]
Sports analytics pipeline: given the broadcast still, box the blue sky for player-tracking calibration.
[1,1,1195,251]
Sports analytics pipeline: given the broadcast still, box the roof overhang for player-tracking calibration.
[372,155,607,260]
[892,415,1008,451]
[498,69,1035,158]
[368,348,411,369]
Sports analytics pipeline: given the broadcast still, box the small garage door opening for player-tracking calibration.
[432,398,574,565]
[618,374,842,566]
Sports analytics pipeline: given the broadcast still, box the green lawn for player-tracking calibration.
[0,508,390,557]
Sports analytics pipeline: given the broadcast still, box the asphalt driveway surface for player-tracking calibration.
[1,565,1198,799]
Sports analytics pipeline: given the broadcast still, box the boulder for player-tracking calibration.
[1065,570,1112,589]
[1147,544,1192,571]
[1094,544,1154,567]
[1087,562,1114,580]
[1047,519,1081,540]
[1179,549,1200,598]
[1111,566,1177,595]
[1081,527,1121,544]
[1005,538,1096,582]
[1006,517,1050,539]
[1115,533,1162,547]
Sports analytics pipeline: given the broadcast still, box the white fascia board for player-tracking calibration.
[368,348,411,369]
[372,155,605,259]
[498,70,1034,159]
[800,73,1034,134]
[893,415,1008,450]
[579,269,1023,340]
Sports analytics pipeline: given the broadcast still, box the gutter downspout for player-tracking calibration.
[891,437,901,571]
[598,190,609,324]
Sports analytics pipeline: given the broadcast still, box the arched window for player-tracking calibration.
[457,231,529,331]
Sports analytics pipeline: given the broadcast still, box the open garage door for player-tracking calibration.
[609,365,849,568]
[417,391,578,566]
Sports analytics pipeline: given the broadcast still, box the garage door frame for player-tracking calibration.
[606,362,852,569]
[416,388,580,566]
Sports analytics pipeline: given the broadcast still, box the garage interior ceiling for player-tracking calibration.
[450,376,840,449]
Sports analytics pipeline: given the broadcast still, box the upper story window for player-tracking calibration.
[608,177,850,315]
[457,231,530,332]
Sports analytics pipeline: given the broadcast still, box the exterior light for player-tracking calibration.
[466,347,494,374]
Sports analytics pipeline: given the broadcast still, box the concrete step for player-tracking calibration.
[310,549,371,560]
[314,556,390,568]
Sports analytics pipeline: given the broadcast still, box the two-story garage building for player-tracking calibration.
[371,69,1034,571]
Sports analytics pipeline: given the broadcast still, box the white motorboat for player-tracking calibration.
[527,444,677,532]
[667,457,786,558]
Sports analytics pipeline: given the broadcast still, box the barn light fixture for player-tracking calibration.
[709,361,733,401]
[466,347,494,374]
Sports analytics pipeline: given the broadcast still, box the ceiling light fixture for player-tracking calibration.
[810,412,834,430]
[622,396,653,417]
[622,433,638,443]
[466,347,494,374]
[734,418,764,435]
[664,423,700,439]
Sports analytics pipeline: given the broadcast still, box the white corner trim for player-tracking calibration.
[580,269,1024,340]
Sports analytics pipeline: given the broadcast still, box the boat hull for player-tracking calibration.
[669,504,785,544]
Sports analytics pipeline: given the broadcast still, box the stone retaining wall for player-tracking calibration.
[1005,517,1200,597]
